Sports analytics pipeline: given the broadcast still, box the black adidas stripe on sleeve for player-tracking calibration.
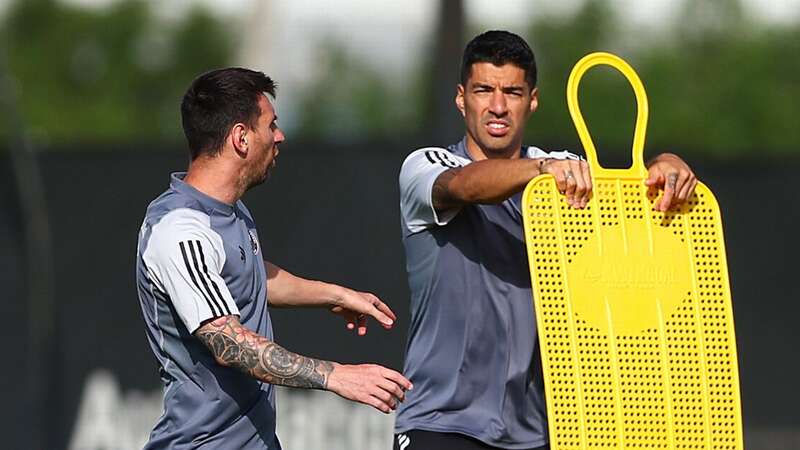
[195,240,232,315]
[179,240,228,317]
[438,151,460,168]
[424,150,461,168]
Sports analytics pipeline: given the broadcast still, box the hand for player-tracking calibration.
[326,363,413,413]
[645,153,698,211]
[540,158,592,209]
[330,287,397,335]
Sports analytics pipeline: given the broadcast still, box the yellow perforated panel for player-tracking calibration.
[522,53,742,450]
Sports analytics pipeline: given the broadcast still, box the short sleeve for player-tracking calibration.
[143,208,239,333]
[399,148,470,234]
[525,146,582,161]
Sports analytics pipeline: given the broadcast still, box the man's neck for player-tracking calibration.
[183,158,243,206]
[464,135,522,161]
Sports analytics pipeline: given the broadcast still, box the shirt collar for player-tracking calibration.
[450,137,529,161]
[170,172,235,215]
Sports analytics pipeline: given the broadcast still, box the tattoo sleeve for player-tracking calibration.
[431,168,461,211]
[195,316,334,389]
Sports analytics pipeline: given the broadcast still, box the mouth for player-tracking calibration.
[270,147,279,168]
[485,120,510,137]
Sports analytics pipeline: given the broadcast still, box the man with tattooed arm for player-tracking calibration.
[136,68,411,450]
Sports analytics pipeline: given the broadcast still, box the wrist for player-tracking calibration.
[325,362,342,392]
[537,158,551,175]
[327,284,348,308]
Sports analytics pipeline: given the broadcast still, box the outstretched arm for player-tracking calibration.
[264,261,396,335]
[432,157,593,211]
[195,315,412,413]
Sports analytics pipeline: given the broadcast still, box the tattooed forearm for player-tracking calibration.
[196,316,334,389]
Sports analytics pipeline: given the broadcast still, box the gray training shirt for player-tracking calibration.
[394,139,578,449]
[136,173,280,450]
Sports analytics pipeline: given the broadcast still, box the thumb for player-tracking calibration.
[644,171,663,187]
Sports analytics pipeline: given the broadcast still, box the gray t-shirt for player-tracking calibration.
[136,173,279,449]
[394,139,578,449]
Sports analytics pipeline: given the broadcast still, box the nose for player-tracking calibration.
[275,127,286,144]
[488,90,508,116]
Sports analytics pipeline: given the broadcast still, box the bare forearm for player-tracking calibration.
[265,261,341,308]
[195,315,334,389]
[433,158,542,209]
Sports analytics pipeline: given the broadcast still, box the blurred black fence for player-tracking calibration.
[1,141,798,449]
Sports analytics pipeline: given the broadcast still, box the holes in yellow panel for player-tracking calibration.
[524,178,739,449]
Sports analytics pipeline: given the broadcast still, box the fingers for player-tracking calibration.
[544,159,569,195]
[364,293,396,328]
[645,154,697,211]
[334,291,396,333]
[657,170,698,211]
[381,367,414,391]
[331,306,358,331]
[377,377,407,403]
[356,293,395,328]
[357,314,367,336]
[372,296,397,322]
[340,312,366,335]
[579,161,593,207]
[365,393,394,414]
[563,167,577,205]
[372,368,413,411]
[543,159,592,209]
[658,172,678,211]
[676,171,697,204]
[671,171,690,207]
[644,171,664,187]
[687,178,698,202]
[331,364,413,414]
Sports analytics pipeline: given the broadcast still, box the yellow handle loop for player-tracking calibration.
[567,52,649,178]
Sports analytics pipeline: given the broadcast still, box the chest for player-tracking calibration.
[214,214,266,306]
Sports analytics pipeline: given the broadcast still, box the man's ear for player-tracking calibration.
[231,123,248,157]
[455,84,466,117]
[529,87,539,114]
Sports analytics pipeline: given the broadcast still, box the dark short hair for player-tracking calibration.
[181,68,277,160]
[460,30,537,89]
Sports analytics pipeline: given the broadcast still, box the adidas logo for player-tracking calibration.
[397,433,411,450]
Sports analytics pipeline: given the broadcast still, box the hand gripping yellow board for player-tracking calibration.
[522,53,743,449]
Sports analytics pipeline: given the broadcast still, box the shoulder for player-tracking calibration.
[401,147,469,172]
[153,207,212,232]
[145,189,210,227]
[143,204,219,253]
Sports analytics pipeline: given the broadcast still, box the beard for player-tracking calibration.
[249,167,270,188]
[245,144,277,190]
[242,161,272,192]
[473,130,521,157]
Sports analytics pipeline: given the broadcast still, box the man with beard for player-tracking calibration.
[394,31,696,450]
[136,68,412,450]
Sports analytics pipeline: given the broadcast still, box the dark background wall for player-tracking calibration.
[1,142,798,449]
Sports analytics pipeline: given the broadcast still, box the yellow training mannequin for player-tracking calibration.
[522,52,743,449]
